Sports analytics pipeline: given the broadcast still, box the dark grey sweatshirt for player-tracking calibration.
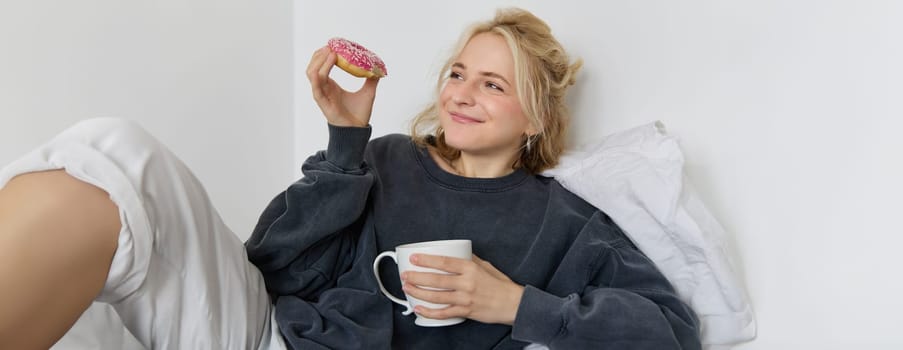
[245,124,701,349]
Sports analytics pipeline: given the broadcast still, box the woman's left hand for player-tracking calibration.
[401,254,525,325]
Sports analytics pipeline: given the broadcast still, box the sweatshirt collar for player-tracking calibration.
[411,139,530,193]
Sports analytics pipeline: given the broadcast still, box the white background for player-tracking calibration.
[0,0,295,237]
[1,0,901,349]
[1,1,293,348]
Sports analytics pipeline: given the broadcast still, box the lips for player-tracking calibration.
[449,112,483,124]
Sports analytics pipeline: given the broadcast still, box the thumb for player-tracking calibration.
[359,76,380,95]
[473,255,510,281]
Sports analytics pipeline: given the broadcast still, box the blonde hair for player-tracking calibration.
[410,7,582,174]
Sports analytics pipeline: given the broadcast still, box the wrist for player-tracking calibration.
[503,284,525,325]
[325,124,372,170]
[327,119,369,128]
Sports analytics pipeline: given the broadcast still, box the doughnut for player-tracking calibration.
[327,37,387,79]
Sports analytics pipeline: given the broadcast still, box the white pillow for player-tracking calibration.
[542,121,757,348]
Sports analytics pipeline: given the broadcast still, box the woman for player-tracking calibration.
[0,7,700,350]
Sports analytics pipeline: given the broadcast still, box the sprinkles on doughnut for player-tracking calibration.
[327,37,387,79]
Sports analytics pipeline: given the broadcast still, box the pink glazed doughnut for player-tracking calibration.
[327,37,387,79]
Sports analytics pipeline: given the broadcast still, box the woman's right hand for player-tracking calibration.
[306,46,380,128]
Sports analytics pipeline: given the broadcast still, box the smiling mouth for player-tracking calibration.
[449,112,483,124]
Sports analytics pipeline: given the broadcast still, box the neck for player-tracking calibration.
[430,147,521,178]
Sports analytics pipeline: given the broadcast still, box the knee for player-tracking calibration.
[58,117,171,162]
[0,170,121,238]
[68,117,160,147]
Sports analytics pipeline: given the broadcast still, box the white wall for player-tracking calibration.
[296,0,903,349]
[2,1,293,348]
[0,0,295,238]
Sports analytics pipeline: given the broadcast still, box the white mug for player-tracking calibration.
[372,239,472,327]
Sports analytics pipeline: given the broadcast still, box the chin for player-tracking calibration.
[440,118,484,152]
[441,132,469,151]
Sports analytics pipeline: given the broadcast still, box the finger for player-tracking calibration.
[412,304,470,321]
[354,77,380,104]
[359,76,380,93]
[306,47,328,83]
[402,270,456,290]
[411,253,469,274]
[318,50,337,82]
[307,48,330,101]
[402,282,461,306]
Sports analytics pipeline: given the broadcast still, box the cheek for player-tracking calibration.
[491,100,528,126]
[438,84,454,104]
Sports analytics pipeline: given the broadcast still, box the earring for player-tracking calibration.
[524,134,536,153]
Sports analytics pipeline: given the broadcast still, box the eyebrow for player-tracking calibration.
[452,62,511,86]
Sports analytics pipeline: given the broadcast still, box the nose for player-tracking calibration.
[449,82,475,106]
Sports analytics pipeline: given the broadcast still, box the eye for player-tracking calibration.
[486,81,504,92]
[449,71,464,80]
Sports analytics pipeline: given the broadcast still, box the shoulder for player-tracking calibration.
[539,175,598,216]
[367,133,412,152]
[539,175,634,247]
[370,133,411,144]
[364,133,416,168]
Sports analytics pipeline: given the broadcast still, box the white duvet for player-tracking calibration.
[542,121,757,349]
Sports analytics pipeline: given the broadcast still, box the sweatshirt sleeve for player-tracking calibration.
[511,212,702,350]
[245,124,374,298]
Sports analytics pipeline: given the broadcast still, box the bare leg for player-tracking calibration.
[0,170,120,349]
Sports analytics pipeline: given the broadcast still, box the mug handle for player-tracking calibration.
[373,251,414,315]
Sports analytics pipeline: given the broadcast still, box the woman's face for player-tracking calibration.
[439,33,535,158]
